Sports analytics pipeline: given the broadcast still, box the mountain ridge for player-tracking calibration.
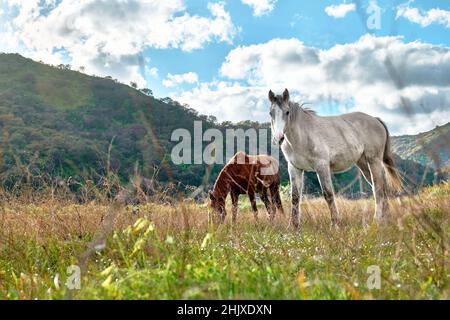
[0,53,443,196]
[392,123,450,173]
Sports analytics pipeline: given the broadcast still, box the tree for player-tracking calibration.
[161,97,174,105]
[130,82,138,89]
[207,115,218,124]
[140,88,153,96]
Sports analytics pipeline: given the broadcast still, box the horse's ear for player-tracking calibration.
[268,90,276,103]
[283,89,290,103]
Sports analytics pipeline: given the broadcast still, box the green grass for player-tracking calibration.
[0,53,93,110]
[34,72,93,110]
[0,185,449,300]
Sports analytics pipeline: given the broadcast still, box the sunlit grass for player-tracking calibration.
[0,183,448,300]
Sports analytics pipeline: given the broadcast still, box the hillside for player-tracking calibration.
[0,53,219,189]
[392,123,450,173]
[0,53,440,197]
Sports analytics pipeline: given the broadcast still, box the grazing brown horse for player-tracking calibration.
[209,152,284,224]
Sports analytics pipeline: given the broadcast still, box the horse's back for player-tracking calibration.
[233,153,279,172]
[256,154,280,178]
[312,112,387,170]
[225,153,280,193]
[340,112,387,156]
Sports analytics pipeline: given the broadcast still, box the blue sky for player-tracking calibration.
[1,0,449,134]
[148,1,448,96]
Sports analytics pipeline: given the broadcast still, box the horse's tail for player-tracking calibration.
[377,118,403,193]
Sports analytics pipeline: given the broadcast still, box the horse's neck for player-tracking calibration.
[212,169,231,199]
[287,105,316,146]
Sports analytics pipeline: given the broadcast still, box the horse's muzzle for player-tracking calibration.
[273,135,285,145]
[272,131,285,145]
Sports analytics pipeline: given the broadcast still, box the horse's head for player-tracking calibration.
[209,191,226,224]
[268,89,291,146]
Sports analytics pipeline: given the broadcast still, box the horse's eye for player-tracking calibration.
[286,111,290,116]
[269,111,274,117]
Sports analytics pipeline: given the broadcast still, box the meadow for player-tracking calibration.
[0,183,448,300]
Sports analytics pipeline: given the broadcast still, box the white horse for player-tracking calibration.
[268,89,401,228]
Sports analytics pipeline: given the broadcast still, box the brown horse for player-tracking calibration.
[209,152,284,224]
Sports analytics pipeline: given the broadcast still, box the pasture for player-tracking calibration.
[0,183,448,300]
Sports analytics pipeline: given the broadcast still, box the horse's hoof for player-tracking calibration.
[288,220,300,230]
[331,219,340,228]
[375,217,389,227]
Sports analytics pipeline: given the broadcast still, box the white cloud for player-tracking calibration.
[396,2,450,28]
[163,72,199,88]
[147,67,159,78]
[0,0,237,87]
[175,81,271,123]
[325,2,356,19]
[176,35,450,135]
[241,0,277,17]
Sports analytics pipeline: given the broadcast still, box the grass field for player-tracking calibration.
[0,183,448,300]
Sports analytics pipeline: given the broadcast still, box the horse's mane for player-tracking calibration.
[212,152,245,195]
[290,101,316,117]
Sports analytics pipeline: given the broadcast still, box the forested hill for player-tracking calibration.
[0,53,219,189]
[392,123,450,174]
[0,53,441,196]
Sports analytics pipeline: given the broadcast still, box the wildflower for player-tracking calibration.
[131,238,146,256]
[201,233,212,250]
[297,269,308,297]
[143,223,155,237]
[53,273,60,290]
[122,226,132,236]
[100,264,116,277]
[101,275,114,289]
[133,218,149,233]
[166,236,174,245]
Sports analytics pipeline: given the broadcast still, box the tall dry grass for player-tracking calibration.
[0,182,448,299]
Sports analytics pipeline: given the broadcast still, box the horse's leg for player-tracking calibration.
[271,184,285,217]
[230,191,239,224]
[288,163,304,229]
[316,163,339,226]
[357,158,373,188]
[260,188,274,220]
[248,190,258,222]
[368,159,389,222]
[356,158,375,225]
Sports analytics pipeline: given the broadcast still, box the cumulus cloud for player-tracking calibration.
[241,0,277,17]
[396,1,450,28]
[1,0,237,87]
[147,67,159,78]
[177,35,450,135]
[325,2,356,19]
[163,72,199,88]
[175,81,272,123]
